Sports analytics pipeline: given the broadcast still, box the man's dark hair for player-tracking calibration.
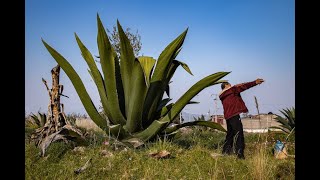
[221,82,230,90]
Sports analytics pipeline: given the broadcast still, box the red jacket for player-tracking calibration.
[219,81,257,120]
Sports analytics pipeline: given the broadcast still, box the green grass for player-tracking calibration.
[25,127,295,179]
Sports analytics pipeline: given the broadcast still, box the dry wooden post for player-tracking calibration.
[49,65,68,130]
[32,64,69,146]
[254,96,261,130]
[30,64,87,157]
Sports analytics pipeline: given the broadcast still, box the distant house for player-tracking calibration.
[211,115,225,125]
[252,114,277,120]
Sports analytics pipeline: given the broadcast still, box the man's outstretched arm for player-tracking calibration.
[234,78,264,93]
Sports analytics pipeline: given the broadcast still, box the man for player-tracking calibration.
[219,78,264,159]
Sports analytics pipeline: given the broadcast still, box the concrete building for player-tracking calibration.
[211,114,282,133]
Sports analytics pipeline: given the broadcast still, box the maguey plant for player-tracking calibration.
[42,14,229,147]
[270,107,295,135]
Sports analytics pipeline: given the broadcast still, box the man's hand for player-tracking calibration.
[255,78,264,85]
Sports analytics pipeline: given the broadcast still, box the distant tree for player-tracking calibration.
[107,25,142,57]
[268,112,273,115]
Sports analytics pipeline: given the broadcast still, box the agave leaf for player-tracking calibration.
[161,73,229,124]
[87,70,112,123]
[39,130,66,157]
[42,40,108,131]
[163,60,193,98]
[39,125,88,157]
[165,60,192,87]
[165,85,170,97]
[41,114,47,126]
[157,98,172,112]
[275,115,290,128]
[290,107,295,120]
[160,131,179,141]
[75,34,114,123]
[142,87,163,125]
[153,99,173,123]
[280,109,294,125]
[173,47,182,59]
[269,126,290,134]
[109,124,132,140]
[279,109,290,121]
[187,101,199,104]
[141,73,229,141]
[117,19,136,117]
[160,103,174,117]
[137,56,156,87]
[166,60,180,81]
[283,108,295,127]
[75,34,106,93]
[176,60,193,76]
[38,113,46,127]
[279,124,293,131]
[284,108,295,128]
[133,120,168,142]
[143,29,188,128]
[97,15,126,125]
[268,129,286,134]
[142,81,163,127]
[164,120,226,134]
[30,113,40,127]
[61,124,87,145]
[114,55,126,118]
[285,127,295,141]
[152,29,188,82]
[125,58,149,133]
[25,119,35,127]
[160,97,210,120]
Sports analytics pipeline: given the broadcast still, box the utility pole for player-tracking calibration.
[211,94,219,123]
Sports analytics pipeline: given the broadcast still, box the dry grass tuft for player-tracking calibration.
[248,143,275,180]
[75,118,104,133]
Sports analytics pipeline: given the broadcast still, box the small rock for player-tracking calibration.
[123,138,144,148]
[100,149,114,158]
[73,146,86,153]
[148,150,171,159]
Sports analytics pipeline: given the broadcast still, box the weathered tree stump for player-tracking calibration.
[31,65,84,155]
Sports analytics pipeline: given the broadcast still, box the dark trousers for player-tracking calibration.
[222,114,245,157]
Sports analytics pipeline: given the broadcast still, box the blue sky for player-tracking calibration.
[25,0,295,117]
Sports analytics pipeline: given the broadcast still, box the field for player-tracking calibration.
[25,119,295,180]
